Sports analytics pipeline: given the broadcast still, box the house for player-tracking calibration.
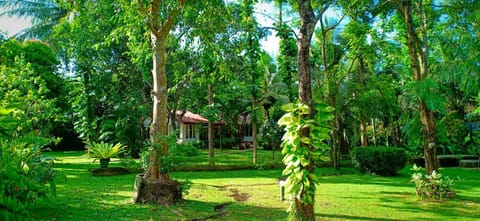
[169,110,209,143]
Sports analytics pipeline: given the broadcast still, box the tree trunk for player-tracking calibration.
[332,116,342,170]
[252,98,258,164]
[372,118,377,146]
[208,84,215,165]
[420,101,438,174]
[82,68,95,143]
[170,90,180,131]
[294,0,316,220]
[145,31,170,182]
[360,119,368,147]
[134,0,186,205]
[358,57,368,147]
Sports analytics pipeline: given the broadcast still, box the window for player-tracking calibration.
[185,124,195,139]
[244,125,253,137]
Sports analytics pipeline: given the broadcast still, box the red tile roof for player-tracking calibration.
[175,110,208,124]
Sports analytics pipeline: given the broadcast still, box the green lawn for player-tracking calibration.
[32,151,480,220]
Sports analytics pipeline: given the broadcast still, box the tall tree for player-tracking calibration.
[133,0,186,204]
[390,0,439,174]
[286,0,323,219]
[241,0,262,164]
[275,0,298,101]
[52,0,149,156]
[311,2,344,169]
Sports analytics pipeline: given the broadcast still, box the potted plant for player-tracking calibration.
[86,142,126,168]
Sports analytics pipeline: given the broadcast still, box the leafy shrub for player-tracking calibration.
[86,141,126,168]
[213,137,237,149]
[1,42,60,219]
[171,142,199,157]
[1,138,57,220]
[86,141,126,160]
[351,146,407,176]
[410,164,456,199]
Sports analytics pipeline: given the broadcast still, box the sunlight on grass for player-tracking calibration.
[32,151,480,221]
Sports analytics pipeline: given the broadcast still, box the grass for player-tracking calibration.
[31,150,480,220]
[172,148,284,167]
[45,148,284,167]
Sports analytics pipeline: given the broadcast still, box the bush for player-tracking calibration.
[172,142,200,157]
[213,137,237,149]
[351,146,407,176]
[0,138,57,220]
[410,164,456,199]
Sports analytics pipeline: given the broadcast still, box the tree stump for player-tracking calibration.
[133,174,182,205]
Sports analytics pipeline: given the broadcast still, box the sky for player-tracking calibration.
[0,2,280,55]
[0,13,31,37]
[254,2,280,56]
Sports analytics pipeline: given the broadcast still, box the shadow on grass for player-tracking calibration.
[37,162,286,221]
[380,200,479,220]
[320,166,480,192]
[319,173,413,189]
[315,213,401,221]
[54,162,96,170]
[377,190,480,220]
[33,197,287,221]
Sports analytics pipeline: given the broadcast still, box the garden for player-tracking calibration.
[27,150,480,221]
[1,0,480,220]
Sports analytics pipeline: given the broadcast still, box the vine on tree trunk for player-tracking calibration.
[278,99,333,220]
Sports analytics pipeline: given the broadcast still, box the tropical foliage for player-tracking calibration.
[0,106,57,220]
[0,36,61,220]
[278,100,333,220]
[410,164,457,199]
[86,142,126,160]
[0,0,479,219]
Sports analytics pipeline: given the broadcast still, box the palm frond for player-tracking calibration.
[0,0,68,40]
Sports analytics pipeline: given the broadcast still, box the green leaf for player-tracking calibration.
[0,107,15,115]
[299,137,310,145]
[278,113,293,126]
[300,158,310,167]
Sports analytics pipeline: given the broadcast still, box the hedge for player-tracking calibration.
[351,146,407,176]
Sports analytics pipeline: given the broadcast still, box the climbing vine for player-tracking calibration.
[278,99,333,218]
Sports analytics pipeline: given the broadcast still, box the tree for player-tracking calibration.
[258,52,289,154]
[51,0,149,155]
[281,0,325,220]
[390,0,439,175]
[338,1,373,147]
[0,39,62,136]
[0,39,60,220]
[240,0,263,164]
[133,0,187,204]
[275,0,298,103]
[430,1,480,155]
[310,3,345,170]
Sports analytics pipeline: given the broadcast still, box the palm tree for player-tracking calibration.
[0,0,68,40]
